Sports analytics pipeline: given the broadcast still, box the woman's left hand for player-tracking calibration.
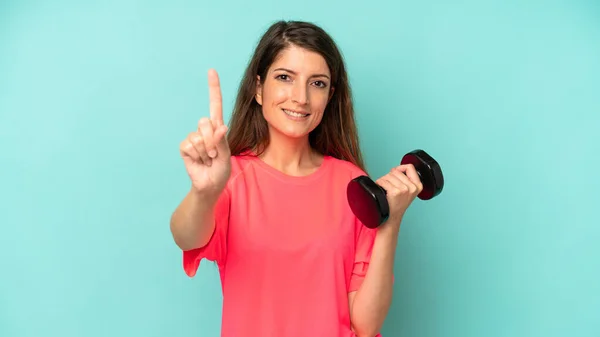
[375,164,424,227]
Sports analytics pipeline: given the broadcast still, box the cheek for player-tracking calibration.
[266,86,289,106]
[310,93,330,115]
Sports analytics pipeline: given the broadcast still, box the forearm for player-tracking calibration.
[170,188,218,251]
[350,217,401,336]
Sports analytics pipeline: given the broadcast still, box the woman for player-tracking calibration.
[170,20,423,337]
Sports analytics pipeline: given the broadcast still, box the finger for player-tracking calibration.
[197,117,217,158]
[376,178,402,196]
[396,164,423,192]
[180,138,200,162]
[189,132,212,166]
[389,169,418,194]
[213,124,230,154]
[379,173,410,195]
[208,69,224,126]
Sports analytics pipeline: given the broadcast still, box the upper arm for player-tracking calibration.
[181,187,231,276]
[349,218,377,291]
[348,290,357,312]
[348,290,357,330]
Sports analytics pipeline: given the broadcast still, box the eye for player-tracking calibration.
[276,74,291,81]
[313,80,327,88]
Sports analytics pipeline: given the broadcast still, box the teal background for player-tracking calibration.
[1,0,599,336]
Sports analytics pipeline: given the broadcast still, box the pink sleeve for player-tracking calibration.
[182,187,231,277]
[348,217,378,292]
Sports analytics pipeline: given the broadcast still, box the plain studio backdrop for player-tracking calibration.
[1,1,599,336]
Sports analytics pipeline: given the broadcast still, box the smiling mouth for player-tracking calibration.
[282,109,310,118]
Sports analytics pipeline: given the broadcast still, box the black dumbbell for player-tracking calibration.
[346,149,444,228]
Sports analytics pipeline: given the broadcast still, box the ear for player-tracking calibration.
[255,75,263,105]
[328,86,335,102]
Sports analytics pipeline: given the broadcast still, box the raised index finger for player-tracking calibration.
[207,68,223,126]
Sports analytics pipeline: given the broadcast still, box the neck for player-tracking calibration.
[259,130,323,176]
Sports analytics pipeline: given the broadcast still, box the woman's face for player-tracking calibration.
[256,45,334,141]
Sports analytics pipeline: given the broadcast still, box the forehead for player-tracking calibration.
[269,45,330,76]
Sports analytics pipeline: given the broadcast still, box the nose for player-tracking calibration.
[291,82,309,105]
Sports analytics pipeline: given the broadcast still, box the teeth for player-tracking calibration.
[283,109,308,118]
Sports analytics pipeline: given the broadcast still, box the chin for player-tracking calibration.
[272,126,312,140]
[267,120,317,139]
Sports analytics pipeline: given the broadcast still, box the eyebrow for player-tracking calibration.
[273,67,330,79]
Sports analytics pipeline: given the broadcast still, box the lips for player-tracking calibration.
[282,109,310,118]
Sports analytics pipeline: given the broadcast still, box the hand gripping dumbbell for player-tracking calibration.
[347,149,444,228]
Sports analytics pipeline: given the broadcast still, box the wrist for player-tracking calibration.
[384,214,403,229]
[189,186,220,206]
[377,217,401,238]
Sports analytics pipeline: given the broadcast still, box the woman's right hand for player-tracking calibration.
[179,69,231,198]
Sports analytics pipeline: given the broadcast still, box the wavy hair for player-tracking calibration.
[227,20,366,172]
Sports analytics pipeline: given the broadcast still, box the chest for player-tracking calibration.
[227,181,357,260]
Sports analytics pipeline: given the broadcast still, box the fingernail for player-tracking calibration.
[208,150,217,158]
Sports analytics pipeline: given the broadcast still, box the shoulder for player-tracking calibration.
[222,153,273,191]
[324,156,368,180]
[224,154,255,185]
[229,154,254,175]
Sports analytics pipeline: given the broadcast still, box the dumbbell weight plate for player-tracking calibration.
[347,176,389,229]
[400,149,444,200]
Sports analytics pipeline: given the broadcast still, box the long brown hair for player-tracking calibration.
[227,20,367,172]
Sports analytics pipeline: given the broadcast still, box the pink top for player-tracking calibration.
[182,154,384,336]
